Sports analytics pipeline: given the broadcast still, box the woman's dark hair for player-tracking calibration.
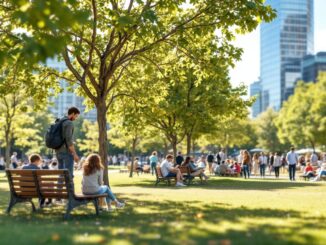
[83,154,104,176]
[182,156,191,166]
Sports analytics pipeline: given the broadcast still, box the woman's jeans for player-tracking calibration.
[260,164,266,177]
[150,162,157,175]
[97,185,116,203]
[242,165,250,178]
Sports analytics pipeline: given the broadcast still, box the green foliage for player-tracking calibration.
[76,120,99,154]
[276,74,326,149]
[254,108,288,152]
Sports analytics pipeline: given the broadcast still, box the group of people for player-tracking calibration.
[5,107,124,212]
[148,147,326,184]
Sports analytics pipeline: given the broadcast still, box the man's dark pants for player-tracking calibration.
[289,164,296,180]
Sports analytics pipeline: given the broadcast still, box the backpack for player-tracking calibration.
[45,118,69,149]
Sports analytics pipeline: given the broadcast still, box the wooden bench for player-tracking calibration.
[179,166,204,184]
[321,176,326,181]
[6,169,107,219]
[154,166,176,186]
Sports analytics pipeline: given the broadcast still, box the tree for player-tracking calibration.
[2,0,276,184]
[76,120,99,155]
[276,74,326,150]
[253,108,287,152]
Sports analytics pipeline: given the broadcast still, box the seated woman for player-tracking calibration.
[196,156,207,170]
[82,154,125,211]
[312,163,326,182]
[303,162,315,178]
[233,162,241,174]
[182,156,208,181]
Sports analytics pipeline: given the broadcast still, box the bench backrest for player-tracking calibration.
[179,166,190,174]
[35,170,70,199]
[6,170,38,199]
[6,169,73,199]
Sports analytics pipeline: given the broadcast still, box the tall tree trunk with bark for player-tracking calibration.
[5,131,11,168]
[186,133,192,156]
[129,137,137,178]
[96,100,109,185]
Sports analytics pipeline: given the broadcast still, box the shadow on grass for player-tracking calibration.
[0,194,325,245]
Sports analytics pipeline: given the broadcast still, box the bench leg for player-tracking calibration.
[30,200,36,212]
[93,199,100,216]
[155,179,160,186]
[6,196,17,214]
[64,200,74,220]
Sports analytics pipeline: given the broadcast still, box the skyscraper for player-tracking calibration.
[302,52,326,82]
[46,59,97,121]
[260,0,314,111]
[250,80,262,118]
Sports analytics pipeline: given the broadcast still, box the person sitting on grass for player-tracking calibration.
[311,163,326,182]
[160,154,186,187]
[82,154,125,211]
[303,162,315,179]
[233,162,241,175]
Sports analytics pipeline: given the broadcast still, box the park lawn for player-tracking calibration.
[0,172,325,245]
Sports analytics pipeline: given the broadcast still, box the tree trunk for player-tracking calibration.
[96,101,109,185]
[192,139,196,155]
[186,133,191,156]
[129,138,137,178]
[5,130,11,168]
[171,136,177,163]
[163,140,169,157]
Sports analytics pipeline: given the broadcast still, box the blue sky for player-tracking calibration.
[230,0,326,88]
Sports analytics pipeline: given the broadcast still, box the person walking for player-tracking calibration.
[286,147,298,181]
[252,153,259,176]
[269,152,274,175]
[273,153,282,178]
[259,152,268,178]
[10,152,18,169]
[242,150,251,179]
[149,151,158,175]
[207,152,215,175]
[55,107,80,180]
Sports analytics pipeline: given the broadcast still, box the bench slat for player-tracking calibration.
[14,192,38,197]
[11,176,34,181]
[39,182,66,187]
[14,187,37,192]
[39,188,67,193]
[12,182,36,187]
[35,170,66,175]
[41,193,68,198]
[37,178,65,182]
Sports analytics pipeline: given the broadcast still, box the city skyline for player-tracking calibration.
[230,0,326,89]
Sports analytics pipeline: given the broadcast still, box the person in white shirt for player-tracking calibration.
[310,152,318,166]
[258,152,268,178]
[160,154,186,187]
[10,152,18,169]
[286,147,298,181]
[0,156,5,170]
[273,153,282,178]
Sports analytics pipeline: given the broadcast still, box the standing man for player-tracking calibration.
[10,152,18,169]
[207,152,214,175]
[286,147,298,181]
[310,152,318,166]
[55,107,80,179]
[175,152,184,166]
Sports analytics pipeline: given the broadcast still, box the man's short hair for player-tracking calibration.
[68,107,80,115]
[29,154,41,164]
[291,147,295,151]
[166,154,173,159]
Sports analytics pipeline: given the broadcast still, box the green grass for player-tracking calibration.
[0,171,326,245]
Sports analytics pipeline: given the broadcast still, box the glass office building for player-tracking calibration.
[250,80,262,118]
[46,59,97,122]
[302,52,326,82]
[260,0,314,111]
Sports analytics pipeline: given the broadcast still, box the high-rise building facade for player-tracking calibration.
[46,59,97,121]
[250,80,262,118]
[302,52,326,82]
[260,0,314,111]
